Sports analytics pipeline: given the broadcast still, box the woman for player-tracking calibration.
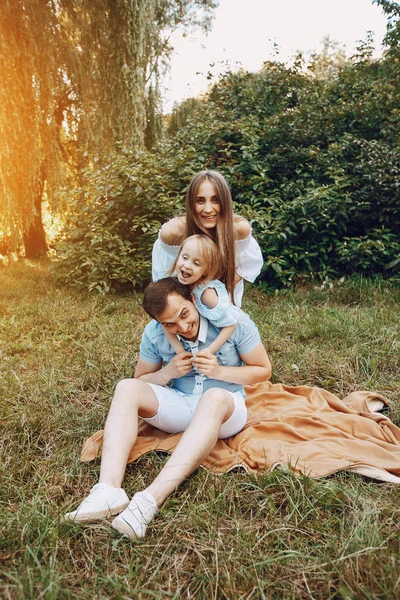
[152,170,263,306]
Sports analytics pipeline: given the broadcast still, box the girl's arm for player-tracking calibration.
[206,324,237,354]
[193,341,272,384]
[200,286,237,355]
[163,326,185,354]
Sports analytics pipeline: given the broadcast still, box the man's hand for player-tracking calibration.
[165,351,194,379]
[192,349,222,379]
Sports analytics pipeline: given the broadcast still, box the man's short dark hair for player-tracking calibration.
[143,277,193,319]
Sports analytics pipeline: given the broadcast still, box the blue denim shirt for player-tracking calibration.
[139,309,261,398]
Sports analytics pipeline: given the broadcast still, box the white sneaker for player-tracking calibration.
[111,491,158,539]
[64,483,129,523]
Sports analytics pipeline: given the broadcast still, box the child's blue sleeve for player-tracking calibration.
[193,280,238,327]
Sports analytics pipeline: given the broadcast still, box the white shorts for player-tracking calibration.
[142,384,247,440]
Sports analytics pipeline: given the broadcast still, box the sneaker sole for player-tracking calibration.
[64,500,130,524]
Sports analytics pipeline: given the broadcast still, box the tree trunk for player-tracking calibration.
[23,168,48,258]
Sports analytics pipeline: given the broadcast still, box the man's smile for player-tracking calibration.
[157,294,200,341]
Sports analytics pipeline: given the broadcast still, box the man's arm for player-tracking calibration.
[192,341,271,384]
[135,351,193,386]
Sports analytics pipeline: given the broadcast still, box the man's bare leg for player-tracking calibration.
[99,378,159,487]
[111,388,234,538]
[64,378,158,522]
[146,388,234,505]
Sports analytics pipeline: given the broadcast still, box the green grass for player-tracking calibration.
[1,261,399,599]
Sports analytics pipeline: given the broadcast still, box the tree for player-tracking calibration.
[307,36,349,80]
[373,0,400,54]
[0,0,217,257]
[166,97,203,136]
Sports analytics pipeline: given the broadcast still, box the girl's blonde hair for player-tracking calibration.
[171,235,225,285]
[184,170,236,302]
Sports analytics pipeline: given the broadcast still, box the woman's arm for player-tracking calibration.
[152,216,186,281]
[233,216,251,241]
[233,216,264,285]
[159,216,186,246]
[232,217,252,286]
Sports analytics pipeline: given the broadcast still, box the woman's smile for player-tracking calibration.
[194,180,221,229]
[199,214,218,226]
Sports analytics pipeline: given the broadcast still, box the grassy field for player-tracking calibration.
[1,260,399,599]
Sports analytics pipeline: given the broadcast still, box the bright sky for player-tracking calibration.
[162,0,388,112]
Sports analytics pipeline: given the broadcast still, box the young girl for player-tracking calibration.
[152,169,263,307]
[164,234,239,355]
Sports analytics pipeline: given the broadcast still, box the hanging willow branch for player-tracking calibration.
[0,0,217,251]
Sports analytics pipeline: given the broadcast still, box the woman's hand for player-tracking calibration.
[192,349,222,379]
[165,351,193,379]
[159,216,186,246]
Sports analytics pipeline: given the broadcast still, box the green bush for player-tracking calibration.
[54,48,400,291]
[166,56,400,288]
[337,228,400,271]
[53,151,183,293]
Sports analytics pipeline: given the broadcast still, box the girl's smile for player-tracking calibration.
[176,238,207,286]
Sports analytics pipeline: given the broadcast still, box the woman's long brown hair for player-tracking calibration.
[184,170,236,303]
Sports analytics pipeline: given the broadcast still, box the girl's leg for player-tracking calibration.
[163,327,185,354]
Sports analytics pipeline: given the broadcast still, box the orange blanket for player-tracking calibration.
[81,381,400,483]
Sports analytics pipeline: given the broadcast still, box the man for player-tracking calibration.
[65,277,271,539]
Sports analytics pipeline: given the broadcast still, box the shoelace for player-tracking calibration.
[127,495,155,522]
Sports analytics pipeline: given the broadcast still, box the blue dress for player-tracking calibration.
[192,279,240,327]
[152,219,264,307]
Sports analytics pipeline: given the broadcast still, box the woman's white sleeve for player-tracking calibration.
[235,234,264,283]
[152,236,179,281]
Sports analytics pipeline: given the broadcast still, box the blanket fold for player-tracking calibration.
[81,381,400,483]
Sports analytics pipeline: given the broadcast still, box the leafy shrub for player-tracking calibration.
[337,228,400,272]
[237,177,354,287]
[167,56,400,288]
[348,139,400,233]
[54,46,400,291]
[53,150,183,292]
